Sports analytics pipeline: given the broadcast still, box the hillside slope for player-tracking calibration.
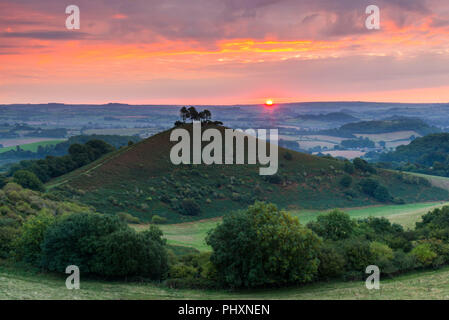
[47,124,449,223]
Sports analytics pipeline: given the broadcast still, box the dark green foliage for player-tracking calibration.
[180,199,201,216]
[40,212,168,279]
[340,239,374,276]
[359,178,392,202]
[378,133,449,178]
[416,206,449,240]
[353,158,376,173]
[14,211,55,264]
[13,170,43,191]
[264,174,282,184]
[0,175,7,188]
[283,152,293,161]
[151,215,168,224]
[343,161,355,174]
[307,210,355,241]
[317,245,346,279]
[10,139,115,183]
[99,226,168,278]
[339,175,352,188]
[167,252,217,289]
[0,226,20,259]
[340,138,375,149]
[117,212,141,224]
[206,202,321,288]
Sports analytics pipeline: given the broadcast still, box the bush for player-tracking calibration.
[265,175,283,184]
[317,245,346,279]
[353,158,376,174]
[206,202,321,288]
[0,226,20,259]
[359,178,391,202]
[13,170,43,192]
[14,211,55,264]
[0,175,7,189]
[99,226,168,278]
[307,210,355,241]
[283,152,293,161]
[373,185,391,202]
[117,212,141,224]
[411,243,438,267]
[340,239,374,276]
[40,212,168,279]
[180,199,201,216]
[343,161,355,174]
[339,175,352,188]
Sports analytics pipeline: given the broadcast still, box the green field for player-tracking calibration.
[0,140,64,153]
[132,201,449,252]
[2,264,449,300]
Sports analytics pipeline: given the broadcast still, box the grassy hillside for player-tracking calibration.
[47,124,449,223]
[2,264,449,300]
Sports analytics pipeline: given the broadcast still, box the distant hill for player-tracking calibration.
[378,133,449,177]
[320,117,440,138]
[297,112,359,123]
[47,124,448,223]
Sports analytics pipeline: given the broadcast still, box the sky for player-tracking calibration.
[1,0,449,105]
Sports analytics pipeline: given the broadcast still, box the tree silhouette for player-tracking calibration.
[187,106,199,122]
[203,109,212,122]
[180,106,189,123]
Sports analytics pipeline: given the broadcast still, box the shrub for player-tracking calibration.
[317,245,346,279]
[0,175,7,189]
[180,199,201,216]
[151,215,167,224]
[265,175,283,184]
[0,226,20,259]
[340,239,374,276]
[373,185,392,202]
[117,212,141,224]
[40,212,168,279]
[411,243,438,267]
[283,152,293,161]
[339,175,352,188]
[13,170,44,192]
[98,226,168,278]
[359,178,391,202]
[307,210,355,241]
[359,178,379,196]
[206,202,321,288]
[343,161,355,174]
[391,250,417,273]
[14,211,55,264]
[353,158,376,173]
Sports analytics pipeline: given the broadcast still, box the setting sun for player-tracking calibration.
[265,99,273,106]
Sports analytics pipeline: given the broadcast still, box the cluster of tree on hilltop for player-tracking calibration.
[174,107,223,126]
[376,133,449,177]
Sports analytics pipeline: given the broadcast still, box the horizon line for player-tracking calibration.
[1,100,449,107]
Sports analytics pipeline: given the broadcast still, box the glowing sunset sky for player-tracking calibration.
[1,0,449,104]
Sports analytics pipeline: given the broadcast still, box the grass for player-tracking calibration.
[407,172,449,192]
[0,140,64,153]
[133,201,449,252]
[2,264,449,300]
